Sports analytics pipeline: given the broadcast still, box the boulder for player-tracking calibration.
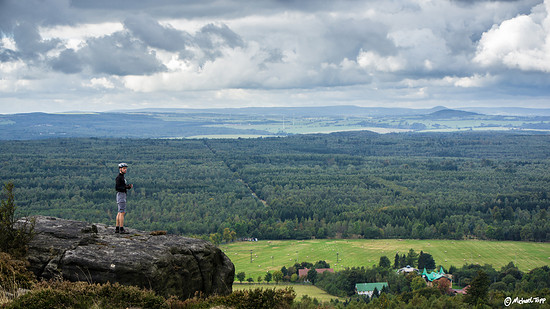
[25,216,234,299]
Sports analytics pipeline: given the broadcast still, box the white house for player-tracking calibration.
[355,282,389,297]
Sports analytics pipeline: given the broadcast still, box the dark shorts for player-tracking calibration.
[116,192,127,213]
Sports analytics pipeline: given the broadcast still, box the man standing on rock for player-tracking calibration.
[115,163,133,234]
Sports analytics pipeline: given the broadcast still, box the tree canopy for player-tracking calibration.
[1,132,550,241]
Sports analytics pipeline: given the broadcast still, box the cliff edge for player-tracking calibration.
[25,216,234,299]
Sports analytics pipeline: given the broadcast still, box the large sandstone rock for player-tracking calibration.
[25,216,234,299]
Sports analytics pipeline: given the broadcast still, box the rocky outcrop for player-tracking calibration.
[25,216,234,299]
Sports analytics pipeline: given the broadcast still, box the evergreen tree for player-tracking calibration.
[465,270,490,306]
[281,266,288,276]
[0,182,35,258]
[394,253,400,269]
[314,260,330,268]
[418,251,436,270]
[405,249,419,267]
[236,272,246,283]
[264,272,272,283]
[372,287,379,298]
[379,255,391,268]
[399,254,407,268]
[307,268,318,284]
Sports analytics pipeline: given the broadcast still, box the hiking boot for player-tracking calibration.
[115,227,120,233]
[119,227,129,234]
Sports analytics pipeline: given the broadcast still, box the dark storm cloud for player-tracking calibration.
[37,12,247,76]
[194,23,245,61]
[43,29,168,76]
[263,48,284,63]
[13,22,61,60]
[69,0,248,20]
[0,49,17,62]
[0,0,72,65]
[124,15,192,52]
[81,31,167,76]
[0,0,75,33]
[50,49,83,74]
[324,18,396,63]
[123,16,246,64]
[198,23,244,49]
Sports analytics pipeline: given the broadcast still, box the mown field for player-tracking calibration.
[221,239,550,280]
[233,283,344,302]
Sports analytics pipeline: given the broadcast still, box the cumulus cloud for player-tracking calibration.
[475,0,550,72]
[357,50,406,73]
[443,74,496,88]
[1,0,550,113]
[83,77,115,89]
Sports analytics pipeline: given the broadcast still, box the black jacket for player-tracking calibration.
[115,173,131,193]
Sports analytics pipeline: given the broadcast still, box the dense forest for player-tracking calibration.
[1,131,550,241]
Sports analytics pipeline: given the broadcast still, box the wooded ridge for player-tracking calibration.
[1,131,549,241]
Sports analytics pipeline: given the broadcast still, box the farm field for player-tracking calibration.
[221,239,550,280]
[233,283,344,302]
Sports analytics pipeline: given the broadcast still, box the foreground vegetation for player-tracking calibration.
[1,131,550,243]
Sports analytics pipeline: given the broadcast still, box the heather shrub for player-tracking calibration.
[4,281,167,309]
[0,252,36,294]
[166,287,296,309]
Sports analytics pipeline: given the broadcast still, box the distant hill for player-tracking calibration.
[0,112,271,140]
[426,109,481,119]
[114,105,447,117]
[2,106,550,140]
[461,107,550,116]
[0,106,449,140]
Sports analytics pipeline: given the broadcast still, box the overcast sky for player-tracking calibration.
[1,0,549,113]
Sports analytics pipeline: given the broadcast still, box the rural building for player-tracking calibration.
[298,268,334,279]
[452,285,470,295]
[397,265,419,274]
[421,267,452,287]
[355,282,389,297]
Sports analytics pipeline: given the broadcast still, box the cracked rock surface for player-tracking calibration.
[26,216,234,299]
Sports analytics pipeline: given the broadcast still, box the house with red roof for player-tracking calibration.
[298,268,334,280]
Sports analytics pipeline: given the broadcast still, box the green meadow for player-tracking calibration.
[221,239,550,280]
[233,283,344,302]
